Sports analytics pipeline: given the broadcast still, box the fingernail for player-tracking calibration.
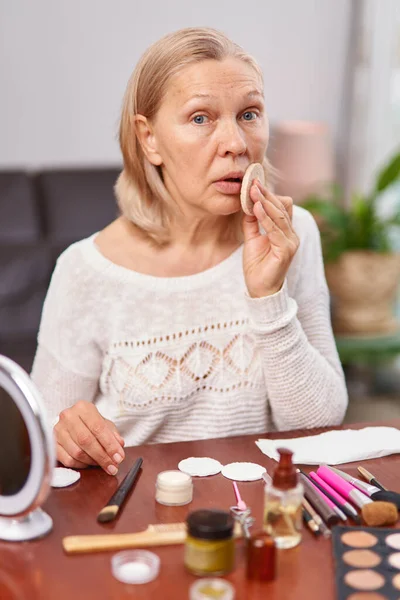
[107,465,118,475]
[113,453,123,464]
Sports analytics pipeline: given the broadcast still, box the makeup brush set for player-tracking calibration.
[300,465,400,538]
[298,465,400,599]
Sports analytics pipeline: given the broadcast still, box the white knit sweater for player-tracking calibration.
[31,206,348,446]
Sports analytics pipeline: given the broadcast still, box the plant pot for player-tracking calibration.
[325,251,400,334]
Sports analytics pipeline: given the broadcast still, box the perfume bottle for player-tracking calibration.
[263,448,303,549]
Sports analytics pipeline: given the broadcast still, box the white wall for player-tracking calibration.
[0,0,352,169]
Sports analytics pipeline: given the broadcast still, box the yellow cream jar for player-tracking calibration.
[184,509,235,576]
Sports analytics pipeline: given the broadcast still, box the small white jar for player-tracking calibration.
[155,470,193,506]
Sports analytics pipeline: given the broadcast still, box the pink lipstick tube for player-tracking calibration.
[317,465,372,509]
[308,479,347,521]
[310,471,359,519]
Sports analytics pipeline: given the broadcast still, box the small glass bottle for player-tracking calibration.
[263,448,303,549]
[246,531,276,581]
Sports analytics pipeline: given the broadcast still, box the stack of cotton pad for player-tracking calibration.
[178,457,222,477]
[221,462,266,482]
[178,457,266,481]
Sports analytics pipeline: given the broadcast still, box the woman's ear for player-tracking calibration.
[134,115,163,166]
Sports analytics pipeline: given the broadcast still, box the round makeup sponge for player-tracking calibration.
[361,501,398,527]
[240,163,265,216]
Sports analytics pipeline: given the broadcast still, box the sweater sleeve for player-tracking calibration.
[30,245,102,426]
[245,207,348,430]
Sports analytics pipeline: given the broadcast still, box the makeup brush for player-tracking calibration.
[307,476,347,521]
[357,466,387,491]
[299,473,339,526]
[97,457,143,523]
[328,466,400,509]
[317,466,372,509]
[302,506,321,536]
[361,501,398,527]
[306,471,361,523]
[302,498,331,538]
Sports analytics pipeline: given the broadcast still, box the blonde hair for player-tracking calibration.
[115,27,271,245]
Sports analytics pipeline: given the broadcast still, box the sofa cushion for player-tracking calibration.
[36,168,120,245]
[0,244,51,341]
[0,172,41,243]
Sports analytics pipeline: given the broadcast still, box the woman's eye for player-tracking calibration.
[242,111,258,121]
[192,115,209,125]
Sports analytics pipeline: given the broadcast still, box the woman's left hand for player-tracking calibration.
[242,180,299,298]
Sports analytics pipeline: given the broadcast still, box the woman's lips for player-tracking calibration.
[214,180,242,194]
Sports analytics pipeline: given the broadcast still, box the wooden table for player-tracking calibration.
[2,420,400,600]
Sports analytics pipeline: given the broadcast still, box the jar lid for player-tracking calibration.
[186,509,234,540]
[111,550,160,584]
[156,470,192,488]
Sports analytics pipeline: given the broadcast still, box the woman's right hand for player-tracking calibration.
[54,401,125,475]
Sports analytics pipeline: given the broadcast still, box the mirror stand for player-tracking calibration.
[0,508,53,541]
[0,355,55,542]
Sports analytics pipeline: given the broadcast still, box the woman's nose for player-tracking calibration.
[216,119,247,156]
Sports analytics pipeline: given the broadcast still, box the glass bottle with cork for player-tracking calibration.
[263,447,303,549]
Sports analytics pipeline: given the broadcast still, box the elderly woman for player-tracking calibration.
[31,27,348,475]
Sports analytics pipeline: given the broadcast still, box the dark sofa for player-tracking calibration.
[0,168,120,372]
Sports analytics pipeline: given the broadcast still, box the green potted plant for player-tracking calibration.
[302,150,400,334]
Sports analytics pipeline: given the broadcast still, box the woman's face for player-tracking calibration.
[145,57,269,218]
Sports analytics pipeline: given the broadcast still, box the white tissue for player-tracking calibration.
[255,426,400,465]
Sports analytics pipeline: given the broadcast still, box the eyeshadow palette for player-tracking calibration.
[332,526,400,599]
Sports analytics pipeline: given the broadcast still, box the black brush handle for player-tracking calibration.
[372,489,400,509]
[370,478,386,492]
[106,457,143,508]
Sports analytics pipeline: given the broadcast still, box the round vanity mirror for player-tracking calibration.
[0,355,55,541]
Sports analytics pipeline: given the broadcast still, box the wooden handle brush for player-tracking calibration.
[63,521,242,554]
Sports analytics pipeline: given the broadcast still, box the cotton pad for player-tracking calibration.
[221,462,266,482]
[240,163,265,216]
[51,467,81,488]
[178,457,222,477]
